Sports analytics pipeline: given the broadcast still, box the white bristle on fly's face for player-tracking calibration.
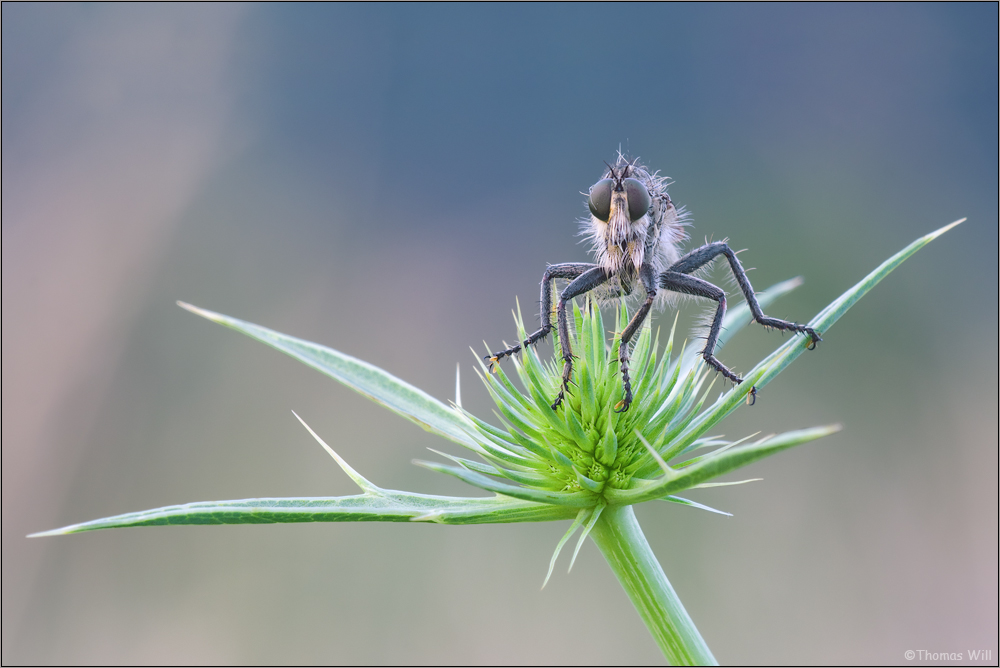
[580,154,689,306]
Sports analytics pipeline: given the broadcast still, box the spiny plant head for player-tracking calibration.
[467,301,714,504]
[433,272,850,532]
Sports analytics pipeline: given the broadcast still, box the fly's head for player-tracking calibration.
[588,161,653,275]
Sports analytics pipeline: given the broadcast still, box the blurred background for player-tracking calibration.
[3,4,996,664]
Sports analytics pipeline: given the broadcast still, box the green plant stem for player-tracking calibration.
[591,505,717,666]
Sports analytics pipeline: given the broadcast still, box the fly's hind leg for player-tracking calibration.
[486,263,596,369]
[668,242,822,346]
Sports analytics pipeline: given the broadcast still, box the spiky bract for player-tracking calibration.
[459,302,716,503]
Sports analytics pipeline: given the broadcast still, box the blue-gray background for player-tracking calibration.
[3,4,997,664]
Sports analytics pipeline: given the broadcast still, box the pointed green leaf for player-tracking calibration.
[293,411,380,492]
[673,432,763,469]
[430,449,555,488]
[413,460,596,507]
[29,492,578,536]
[693,478,762,489]
[753,219,964,393]
[660,495,732,517]
[427,449,503,477]
[638,220,961,478]
[657,365,767,463]
[569,500,606,572]
[543,509,588,589]
[179,303,477,449]
[607,425,841,505]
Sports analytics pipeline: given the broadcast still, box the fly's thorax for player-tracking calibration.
[646,189,685,270]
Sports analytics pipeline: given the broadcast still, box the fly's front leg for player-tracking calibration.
[669,242,821,346]
[614,263,658,413]
[552,266,610,409]
[486,263,596,369]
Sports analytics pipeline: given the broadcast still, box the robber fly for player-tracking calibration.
[486,154,821,412]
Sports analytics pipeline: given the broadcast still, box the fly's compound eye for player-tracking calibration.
[588,178,613,221]
[624,178,652,221]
